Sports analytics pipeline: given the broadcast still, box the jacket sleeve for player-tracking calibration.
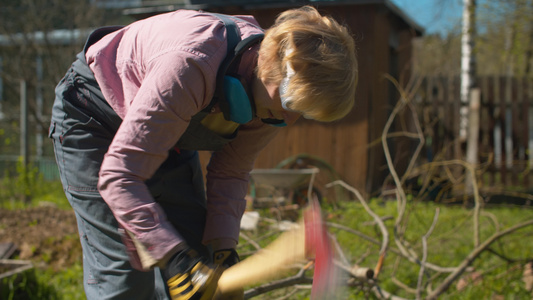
[203,118,280,247]
[97,50,217,270]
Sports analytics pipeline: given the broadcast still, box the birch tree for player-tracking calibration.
[461,0,480,194]
[460,0,476,142]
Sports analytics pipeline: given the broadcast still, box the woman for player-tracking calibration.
[49,5,357,299]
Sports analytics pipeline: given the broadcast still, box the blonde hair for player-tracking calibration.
[257,6,358,122]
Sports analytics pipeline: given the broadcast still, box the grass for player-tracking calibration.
[0,262,84,300]
[0,171,83,300]
[0,162,69,209]
[328,200,533,299]
[1,177,532,299]
[241,199,533,299]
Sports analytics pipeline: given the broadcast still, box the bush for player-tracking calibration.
[0,159,68,209]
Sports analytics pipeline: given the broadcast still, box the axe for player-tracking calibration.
[217,199,337,299]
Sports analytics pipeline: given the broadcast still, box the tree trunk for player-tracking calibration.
[460,0,477,142]
[462,0,477,195]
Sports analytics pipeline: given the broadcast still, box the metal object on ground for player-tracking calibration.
[0,243,16,259]
[249,168,319,208]
[250,168,318,189]
[0,259,34,293]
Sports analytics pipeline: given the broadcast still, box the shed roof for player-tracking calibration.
[123,0,424,35]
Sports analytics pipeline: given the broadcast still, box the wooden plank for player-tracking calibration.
[433,76,445,159]
[509,76,518,185]
[494,76,505,185]
[516,77,526,187]
[521,78,529,188]
[0,243,16,259]
[480,76,493,186]
[489,76,499,184]
[0,259,33,281]
[432,77,442,158]
[451,76,462,180]
[487,76,496,186]
[438,76,446,159]
[441,76,448,159]
[524,79,533,188]
[520,79,527,188]
[504,76,511,167]
[425,77,435,161]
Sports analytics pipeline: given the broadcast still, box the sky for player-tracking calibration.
[391,0,464,35]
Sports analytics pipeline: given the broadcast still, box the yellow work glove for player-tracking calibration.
[213,249,243,300]
[164,248,222,300]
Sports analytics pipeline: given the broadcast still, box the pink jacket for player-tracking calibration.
[86,10,279,268]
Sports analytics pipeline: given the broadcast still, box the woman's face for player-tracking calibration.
[252,75,301,126]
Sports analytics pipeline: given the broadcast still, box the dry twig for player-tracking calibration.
[427,219,533,299]
[326,180,389,277]
[416,207,440,299]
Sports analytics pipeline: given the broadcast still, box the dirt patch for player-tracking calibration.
[0,206,81,271]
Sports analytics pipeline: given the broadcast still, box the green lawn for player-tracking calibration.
[329,200,533,299]
[239,200,533,299]
[2,178,532,299]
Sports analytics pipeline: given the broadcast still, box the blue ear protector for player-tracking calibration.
[222,75,254,124]
[223,75,287,127]
[215,32,287,127]
[223,76,287,127]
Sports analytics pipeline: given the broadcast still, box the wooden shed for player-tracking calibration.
[125,0,423,195]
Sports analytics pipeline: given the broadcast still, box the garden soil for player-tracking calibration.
[0,206,81,271]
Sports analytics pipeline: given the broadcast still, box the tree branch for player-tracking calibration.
[326,180,390,277]
[428,219,533,299]
[243,266,312,299]
[416,207,440,299]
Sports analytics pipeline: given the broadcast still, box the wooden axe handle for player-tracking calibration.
[217,200,336,298]
[217,220,306,293]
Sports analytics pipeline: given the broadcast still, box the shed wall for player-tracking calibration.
[197,4,418,194]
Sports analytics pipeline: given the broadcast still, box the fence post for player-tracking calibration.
[465,88,480,194]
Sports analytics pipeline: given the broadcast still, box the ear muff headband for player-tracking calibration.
[216,33,264,122]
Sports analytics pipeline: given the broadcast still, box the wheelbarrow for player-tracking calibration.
[248,168,321,211]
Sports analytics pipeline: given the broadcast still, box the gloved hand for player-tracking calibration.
[213,249,243,300]
[213,249,240,268]
[164,248,221,300]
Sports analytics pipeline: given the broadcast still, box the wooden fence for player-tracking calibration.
[418,76,533,192]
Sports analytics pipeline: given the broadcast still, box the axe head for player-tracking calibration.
[304,199,338,299]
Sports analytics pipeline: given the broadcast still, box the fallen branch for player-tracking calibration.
[239,232,262,251]
[325,182,389,256]
[416,207,440,299]
[326,221,457,273]
[372,285,410,300]
[392,277,418,295]
[243,265,312,299]
[334,260,375,281]
[427,219,533,299]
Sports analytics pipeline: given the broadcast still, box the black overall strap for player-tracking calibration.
[205,14,264,120]
[206,13,242,117]
[68,26,126,134]
[83,26,125,53]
